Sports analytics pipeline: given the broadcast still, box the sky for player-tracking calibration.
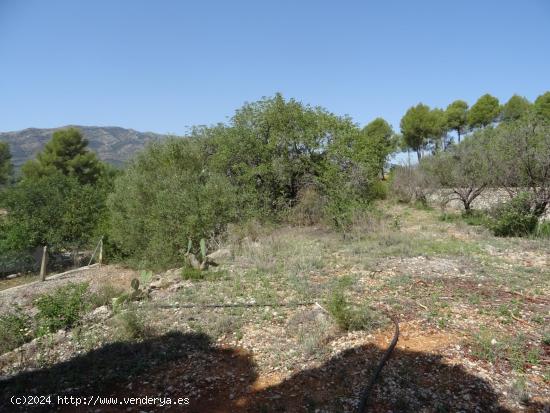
[1,0,549,138]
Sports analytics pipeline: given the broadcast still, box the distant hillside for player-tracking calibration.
[0,126,169,169]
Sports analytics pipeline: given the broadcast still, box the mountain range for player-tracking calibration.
[0,126,169,169]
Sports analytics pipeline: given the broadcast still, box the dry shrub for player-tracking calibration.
[390,165,435,205]
[286,187,326,226]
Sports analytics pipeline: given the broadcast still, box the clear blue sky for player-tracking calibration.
[1,0,549,136]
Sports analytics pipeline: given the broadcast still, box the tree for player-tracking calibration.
[501,95,531,122]
[429,108,450,153]
[400,103,440,161]
[490,114,550,217]
[0,142,13,187]
[467,94,500,129]
[445,100,469,143]
[423,130,491,212]
[0,172,107,253]
[206,93,356,211]
[107,138,240,268]
[534,91,550,120]
[360,118,396,179]
[22,128,102,185]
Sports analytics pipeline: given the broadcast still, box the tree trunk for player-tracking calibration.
[416,150,422,162]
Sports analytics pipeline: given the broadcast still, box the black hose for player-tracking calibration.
[357,316,399,413]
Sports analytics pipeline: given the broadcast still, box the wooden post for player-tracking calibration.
[40,246,48,281]
[98,237,103,267]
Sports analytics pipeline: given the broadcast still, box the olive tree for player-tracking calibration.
[490,115,550,217]
[422,130,492,212]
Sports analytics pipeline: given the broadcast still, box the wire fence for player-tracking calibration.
[0,237,103,279]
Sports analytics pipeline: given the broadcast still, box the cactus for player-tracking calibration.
[200,238,207,261]
[131,278,140,291]
[187,238,192,254]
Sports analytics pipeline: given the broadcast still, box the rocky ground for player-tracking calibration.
[0,202,548,412]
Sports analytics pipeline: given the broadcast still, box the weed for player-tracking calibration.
[0,306,32,354]
[89,284,125,308]
[112,304,151,340]
[326,286,380,331]
[35,282,90,335]
[181,265,205,280]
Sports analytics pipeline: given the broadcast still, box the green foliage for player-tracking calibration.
[181,265,205,280]
[107,138,239,268]
[112,304,151,340]
[361,118,396,178]
[534,221,550,239]
[35,282,90,335]
[0,307,32,354]
[0,142,13,187]
[21,128,102,185]
[0,172,108,252]
[489,115,550,216]
[422,130,492,211]
[467,93,500,129]
[89,284,125,308]
[200,238,207,260]
[534,91,550,120]
[326,283,378,331]
[445,100,469,142]
[400,103,442,160]
[501,95,531,122]
[489,193,538,237]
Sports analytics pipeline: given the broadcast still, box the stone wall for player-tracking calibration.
[428,189,549,220]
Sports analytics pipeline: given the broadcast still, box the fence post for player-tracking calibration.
[40,246,48,281]
[98,237,103,267]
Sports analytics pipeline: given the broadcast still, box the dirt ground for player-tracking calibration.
[0,202,548,412]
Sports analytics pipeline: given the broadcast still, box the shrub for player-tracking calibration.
[286,187,326,226]
[89,284,125,308]
[0,307,32,354]
[326,287,378,331]
[488,193,538,237]
[107,139,239,269]
[112,305,151,340]
[389,165,434,205]
[35,282,90,334]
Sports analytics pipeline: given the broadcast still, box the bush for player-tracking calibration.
[35,282,90,334]
[107,139,239,269]
[389,165,434,205]
[326,287,378,331]
[0,307,32,354]
[286,187,326,226]
[489,193,538,237]
[112,305,151,340]
[89,284,125,308]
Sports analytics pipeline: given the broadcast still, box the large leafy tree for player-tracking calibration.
[501,94,531,122]
[467,94,500,129]
[22,128,102,185]
[445,100,469,143]
[0,142,13,187]
[534,91,550,120]
[206,93,356,211]
[400,103,440,161]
